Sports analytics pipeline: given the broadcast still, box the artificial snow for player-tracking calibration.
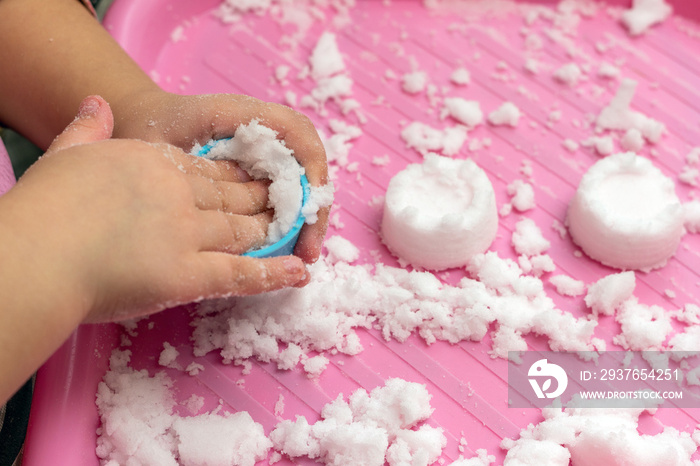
[441,98,484,128]
[620,0,673,36]
[549,275,586,297]
[567,152,683,271]
[381,154,498,270]
[512,218,550,257]
[488,102,521,127]
[584,271,636,317]
[596,79,665,143]
[553,63,582,86]
[400,121,468,157]
[502,404,698,465]
[270,379,445,466]
[197,119,305,246]
[402,70,428,94]
[507,179,536,212]
[96,350,272,465]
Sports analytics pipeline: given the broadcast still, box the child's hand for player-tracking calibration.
[111,90,330,265]
[1,96,307,323]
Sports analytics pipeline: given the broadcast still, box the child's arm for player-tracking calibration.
[0,0,330,263]
[0,0,159,148]
[0,96,308,404]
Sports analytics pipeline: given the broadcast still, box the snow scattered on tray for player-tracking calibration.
[487,102,521,127]
[506,179,536,212]
[596,79,665,144]
[400,121,468,157]
[620,0,673,36]
[584,271,636,317]
[502,403,699,465]
[96,350,272,466]
[192,243,598,368]
[270,379,445,466]
[94,0,700,463]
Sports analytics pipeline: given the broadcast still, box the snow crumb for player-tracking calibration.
[678,166,698,186]
[402,70,428,94]
[185,362,205,376]
[581,136,614,156]
[682,200,700,233]
[275,64,290,82]
[170,25,186,43]
[182,394,205,415]
[549,275,586,297]
[613,297,673,350]
[449,449,495,465]
[158,342,180,369]
[96,350,272,465]
[303,183,335,225]
[529,254,556,277]
[441,98,483,128]
[673,303,700,325]
[284,90,297,107]
[310,32,345,81]
[512,218,550,256]
[372,154,391,166]
[598,62,620,79]
[274,395,285,417]
[324,235,360,264]
[562,138,579,152]
[620,0,673,36]
[551,219,567,239]
[503,404,698,465]
[270,379,444,466]
[597,79,665,143]
[553,63,582,86]
[620,128,644,152]
[488,102,521,127]
[524,58,540,74]
[301,355,329,378]
[450,67,471,86]
[584,271,636,316]
[506,180,535,212]
[686,147,700,165]
[400,121,467,156]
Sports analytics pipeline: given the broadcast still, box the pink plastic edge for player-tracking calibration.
[21,0,700,465]
[0,139,14,196]
[23,326,120,465]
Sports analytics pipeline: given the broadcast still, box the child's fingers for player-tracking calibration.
[188,253,307,297]
[294,206,330,263]
[258,104,329,189]
[199,210,272,254]
[45,96,114,155]
[189,176,269,215]
[176,151,252,183]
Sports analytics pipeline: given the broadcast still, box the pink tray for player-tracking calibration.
[24,0,700,464]
[0,139,14,196]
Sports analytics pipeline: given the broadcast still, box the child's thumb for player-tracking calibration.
[45,96,114,155]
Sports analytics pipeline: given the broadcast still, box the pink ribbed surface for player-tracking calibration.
[0,139,14,196]
[24,1,700,464]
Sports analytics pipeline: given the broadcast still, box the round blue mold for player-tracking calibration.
[196,138,309,258]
